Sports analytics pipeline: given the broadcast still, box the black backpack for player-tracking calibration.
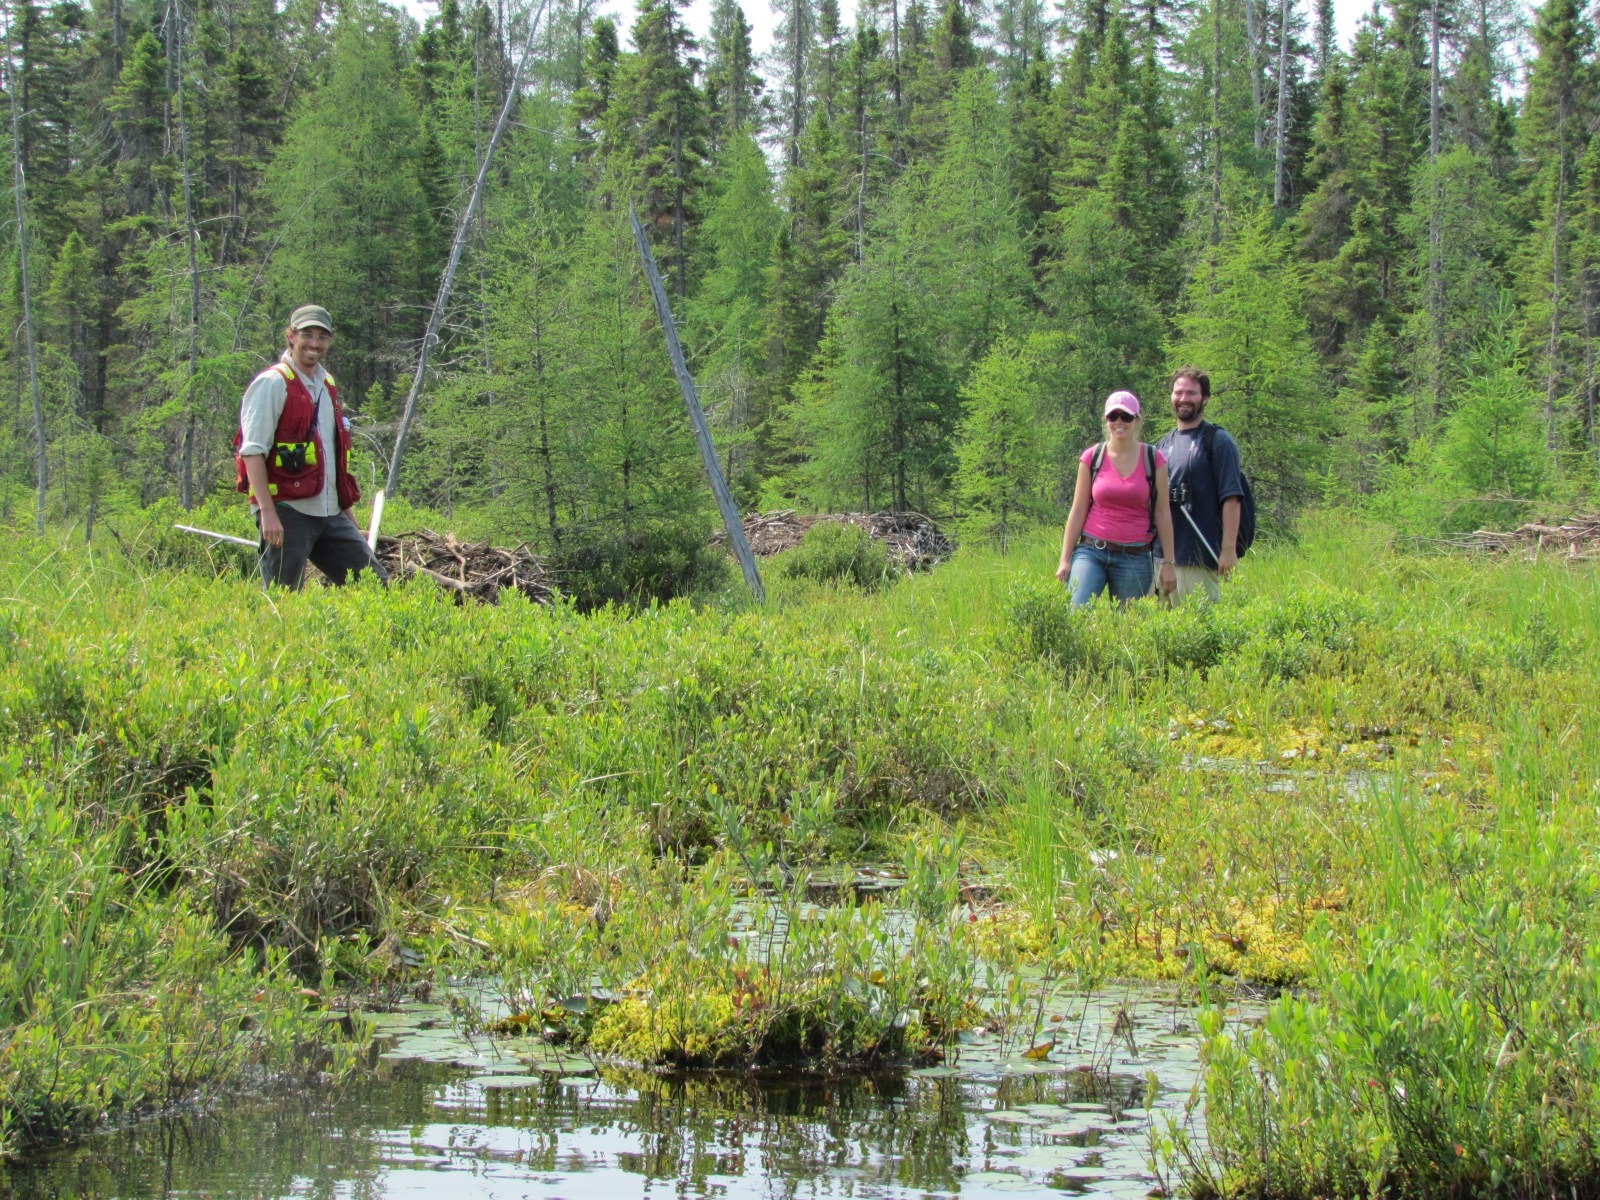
[1200,422,1257,559]
[1089,442,1158,537]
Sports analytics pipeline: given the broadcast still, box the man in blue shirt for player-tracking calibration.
[1156,367,1244,603]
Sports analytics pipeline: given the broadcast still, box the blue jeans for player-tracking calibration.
[1067,542,1153,606]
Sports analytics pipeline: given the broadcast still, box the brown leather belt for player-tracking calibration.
[1078,535,1153,555]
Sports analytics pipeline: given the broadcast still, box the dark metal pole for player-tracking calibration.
[629,205,766,602]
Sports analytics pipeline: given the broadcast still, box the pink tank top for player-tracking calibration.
[1080,444,1165,545]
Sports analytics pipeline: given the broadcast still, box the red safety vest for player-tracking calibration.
[234,362,361,510]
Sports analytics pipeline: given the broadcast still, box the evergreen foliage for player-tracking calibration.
[0,0,1591,583]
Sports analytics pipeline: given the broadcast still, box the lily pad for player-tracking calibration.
[481,1075,544,1090]
[985,1109,1047,1126]
[521,1054,596,1076]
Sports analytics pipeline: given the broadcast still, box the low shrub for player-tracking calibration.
[773,522,900,591]
[0,752,341,1156]
[1190,768,1600,1200]
[551,523,731,610]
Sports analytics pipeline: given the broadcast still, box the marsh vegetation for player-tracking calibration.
[3,517,1598,1198]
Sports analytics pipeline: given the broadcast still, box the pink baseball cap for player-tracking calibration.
[1104,390,1141,417]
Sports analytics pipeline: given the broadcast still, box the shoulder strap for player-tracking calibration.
[1200,421,1217,478]
[1144,443,1157,523]
[273,360,326,441]
[1086,443,1106,516]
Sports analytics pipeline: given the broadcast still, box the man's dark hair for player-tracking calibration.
[1170,366,1210,399]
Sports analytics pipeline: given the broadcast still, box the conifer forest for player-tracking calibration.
[1,0,1594,591]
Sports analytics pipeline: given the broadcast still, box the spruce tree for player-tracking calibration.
[771,0,816,167]
[953,331,1058,546]
[915,70,1030,371]
[610,0,708,299]
[572,15,620,160]
[1517,0,1596,451]
[766,104,852,405]
[796,203,956,512]
[1401,147,1512,427]
[705,0,763,152]
[559,193,712,599]
[263,3,429,407]
[1575,137,1600,457]
[1171,205,1331,520]
[1436,302,1551,525]
[687,130,781,499]
[1039,191,1164,494]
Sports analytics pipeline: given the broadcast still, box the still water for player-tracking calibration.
[7,990,1235,1200]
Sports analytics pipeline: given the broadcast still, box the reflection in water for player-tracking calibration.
[8,992,1229,1199]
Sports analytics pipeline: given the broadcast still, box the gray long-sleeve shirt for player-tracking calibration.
[238,352,339,517]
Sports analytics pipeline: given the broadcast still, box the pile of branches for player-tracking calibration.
[373,530,558,603]
[728,511,954,571]
[1444,516,1600,560]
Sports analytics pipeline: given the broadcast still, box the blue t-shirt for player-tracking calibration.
[1156,422,1245,568]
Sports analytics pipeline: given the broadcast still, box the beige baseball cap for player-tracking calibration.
[288,304,333,333]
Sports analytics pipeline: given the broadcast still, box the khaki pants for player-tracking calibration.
[1169,565,1220,604]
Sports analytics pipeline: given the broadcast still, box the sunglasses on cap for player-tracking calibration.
[1106,410,1138,423]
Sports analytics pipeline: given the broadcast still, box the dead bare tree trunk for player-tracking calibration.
[387,0,550,498]
[1210,0,1223,249]
[5,8,46,535]
[787,0,807,168]
[1548,174,1566,449]
[1244,0,1264,152]
[1427,0,1444,420]
[1272,0,1291,208]
[172,0,202,509]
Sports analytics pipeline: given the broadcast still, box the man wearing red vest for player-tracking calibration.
[235,305,388,588]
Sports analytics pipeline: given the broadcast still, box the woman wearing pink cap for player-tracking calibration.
[1055,391,1177,605]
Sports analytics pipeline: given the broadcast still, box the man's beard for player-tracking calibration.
[1175,402,1203,420]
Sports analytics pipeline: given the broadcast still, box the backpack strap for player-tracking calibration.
[1144,443,1157,534]
[1200,421,1220,489]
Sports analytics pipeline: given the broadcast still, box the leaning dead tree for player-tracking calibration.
[630,204,766,602]
[4,4,46,535]
[386,0,551,497]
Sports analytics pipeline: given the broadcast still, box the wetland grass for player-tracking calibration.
[3,513,1598,1196]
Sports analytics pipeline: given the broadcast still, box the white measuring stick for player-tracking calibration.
[366,488,386,551]
[174,524,257,549]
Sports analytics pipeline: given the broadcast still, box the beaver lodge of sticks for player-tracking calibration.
[1446,516,1600,560]
[719,511,954,572]
[372,530,558,604]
